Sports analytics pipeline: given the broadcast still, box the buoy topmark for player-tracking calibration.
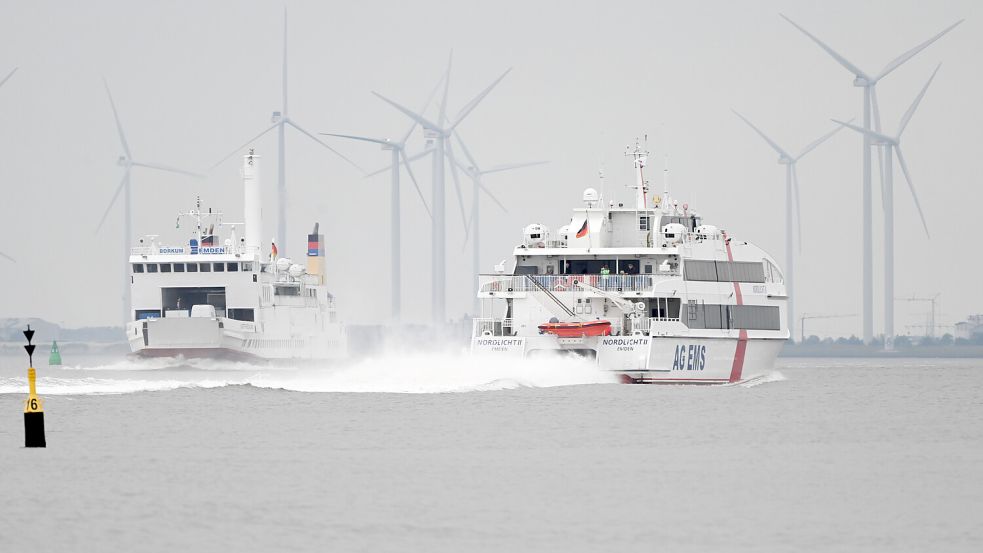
[23,326,46,448]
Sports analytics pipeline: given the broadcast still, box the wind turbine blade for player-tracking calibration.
[453,132,481,173]
[871,87,885,196]
[319,132,390,146]
[481,160,550,175]
[438,51,453,127]
[449,67,512,130]
[400,149,432,219]
[0,67,17,89]
[895,146,930,238]
[779,14,872,80]
[130,161,203,178]
[791,164,802,253]
[898,63,941,137]
[287,120,365,174]
[400,72,446,145]
[875,20,962,82]
[103,78,132,159]
[208,122,279,171]
[476,179,509,214]
[96,173,128,233]
[444,140,471,235]
[731,109,792,159]
[282,7,288,116]
[831,119,895,144]
[870,85,883,133]
[373,91,442,131]
[0,251,15,263]
[365,147,432,178]
[795,118,852,160]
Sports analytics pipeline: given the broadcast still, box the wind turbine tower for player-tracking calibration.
[96,79,201,325]
[732,110,847,341]
[373,57,512,323]
[834,65,938,350]
[452,134,547,313]
[781,14,961,344]
[211,9,362,255]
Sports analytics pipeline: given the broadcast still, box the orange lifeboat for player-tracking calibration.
[538,320,612,338]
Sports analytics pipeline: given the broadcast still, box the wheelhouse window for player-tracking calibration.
[213,262,225,272]
[227,262,239,272]
[173,263,185,273]
[241,262,254,272]
[132,264,144,274]
[160,263,172,273]
[227,308,255,322]
[146,263,158,273]
[187,263,199,273]
[200,263,211,273]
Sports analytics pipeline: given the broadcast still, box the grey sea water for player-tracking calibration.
[0,353,980,552]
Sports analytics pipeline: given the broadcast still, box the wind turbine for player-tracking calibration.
[210,8,362,255]
[372,57,513,323]
[96,79,202,325]
[452,133,547,313]
[780,13,962,344]
[319,77,445,322]
[732,109,848,341]
[0,67,17,263]
[834,64,939,350]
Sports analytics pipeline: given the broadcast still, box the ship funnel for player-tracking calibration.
[243,150,262,257]
[307,221,325,283]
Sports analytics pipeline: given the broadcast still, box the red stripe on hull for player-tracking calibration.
[722,232,747,383]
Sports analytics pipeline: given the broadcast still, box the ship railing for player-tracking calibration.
[472,318,516,337]
[631,316,682,334]
[478,274,658,295]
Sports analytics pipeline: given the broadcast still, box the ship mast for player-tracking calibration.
[626,137,649,211]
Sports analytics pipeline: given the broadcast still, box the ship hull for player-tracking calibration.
[126,317,347,362]
[471,334,785,384]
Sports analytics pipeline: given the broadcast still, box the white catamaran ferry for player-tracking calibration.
[126,151,347,360]
[472,141,789,384]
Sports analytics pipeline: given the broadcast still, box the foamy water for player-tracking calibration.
[0,350,620,395]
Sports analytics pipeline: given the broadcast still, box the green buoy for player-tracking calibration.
[48,341,61,366]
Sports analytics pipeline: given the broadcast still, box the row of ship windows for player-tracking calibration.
[685,302,781,331]
[133,262,255,274]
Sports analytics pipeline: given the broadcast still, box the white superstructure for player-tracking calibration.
[472,140,789,383]
[125,151,347,360]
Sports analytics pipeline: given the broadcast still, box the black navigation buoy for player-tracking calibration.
[23,325,45,448]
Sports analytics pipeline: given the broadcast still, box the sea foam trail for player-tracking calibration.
[739,371,787,388]
[0,351,618,395]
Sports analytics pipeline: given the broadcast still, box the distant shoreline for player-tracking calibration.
[781,343,983,358]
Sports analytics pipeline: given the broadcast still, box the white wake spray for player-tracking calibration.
[0,350,617,395]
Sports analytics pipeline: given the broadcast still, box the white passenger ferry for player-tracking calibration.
[472,141,788,383]
[126,151,347,360]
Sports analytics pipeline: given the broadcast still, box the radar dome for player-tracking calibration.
[695,224,720,240]
[522,223,550,248]
[661,223,686,246]
[583,188,599,206]
[288,264,307,278]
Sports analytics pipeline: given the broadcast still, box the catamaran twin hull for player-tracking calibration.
[472,334,784,384]
[126,317,347,361]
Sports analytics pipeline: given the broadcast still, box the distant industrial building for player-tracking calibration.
[955,315,983,340]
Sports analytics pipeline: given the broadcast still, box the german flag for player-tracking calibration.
[575,218,589,238]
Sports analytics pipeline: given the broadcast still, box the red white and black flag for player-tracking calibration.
[575,218,589,238]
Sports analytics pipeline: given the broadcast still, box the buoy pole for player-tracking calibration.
[23,325,46,448]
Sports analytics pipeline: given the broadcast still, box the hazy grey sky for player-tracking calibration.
[0,0,979,336]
